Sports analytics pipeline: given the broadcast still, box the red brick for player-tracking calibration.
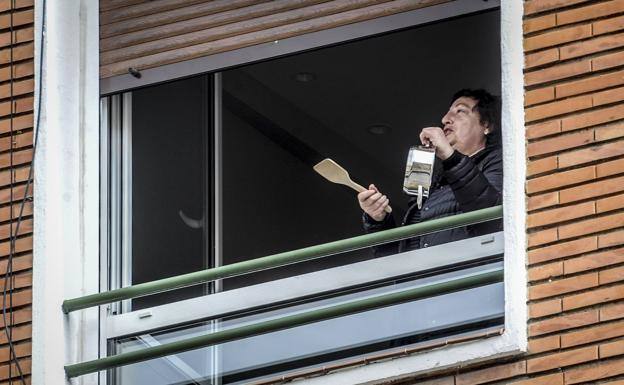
[525,24,592,52]
[528,236,597,265]
[527,345,597,373]
[511,373,563,385]
[528,129,594,157]
[524,14,557,34]
[525,87,555,106]
[529,272,598,300]
[0,288,31,309]
[594,86,624,107]
[526,94,593,122]
[597,158,624,177]
[600,339,624,358]
[598,193,624,213]
[527,166,596,194]
[0,131,33,153]
[563,283,624,311]
[556,69,624,98]
[602,302,624,321]
[0,42,33,65]
[0,148,32,170]
[594,14,624,35]
[528,335,561,354]
[525,60,591,87]
[528,191,559,211]
[527,201,595,229]
[0,253,31,276]
[0,218,31,241]
[0,0,34,12]
[0,78,34,100]
[527,120,561,139]
[0,307,30,328]
[530,309,598,336]
[599,229,624,248]
[559,212,624,240]
[524,0,593,15]
[529,262,564,282]
[561,31,624,60]
[525,48,560,69]
[456,361,526,385]
[556,0,624,26]
[560,175,624,204]
[530,298,562,318]
[562,103,624,132]
[0,341,30,364]
[559,140,624,168]
[527,157,558,177]
[0,26,34,49]
[601,266,624,285]
[0,96,34,118]
[0,202,32,224]
[529,228,559,247]
[596,122,624,141]
[0,324,30,344]
[564,356,624,384]
[593,50,624,71]
[0,9,32,29]
[0,167,30,189]
[0,61,33,83]
[561,319,624,348]
[564,247,624,275]
[0,357,31,378]
[0,235,31,257]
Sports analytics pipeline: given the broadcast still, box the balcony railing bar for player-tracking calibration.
[62,205,503,313]
[64,267,503,378]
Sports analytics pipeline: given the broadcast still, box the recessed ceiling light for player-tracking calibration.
[293,72,317,82]
[367,124,391,135]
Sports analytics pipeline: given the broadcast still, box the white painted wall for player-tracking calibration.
[32,1,100,384]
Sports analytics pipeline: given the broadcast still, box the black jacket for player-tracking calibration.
[363,145,503,257]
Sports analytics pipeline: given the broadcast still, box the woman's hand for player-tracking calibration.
[419,127,454,160]
[357,184,389,222]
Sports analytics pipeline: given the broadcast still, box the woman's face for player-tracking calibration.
[441,96,488,156]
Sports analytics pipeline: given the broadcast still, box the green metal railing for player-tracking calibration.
[64,268,503,378]
[62,205,503,313]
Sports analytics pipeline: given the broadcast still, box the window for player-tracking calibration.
[96,3,526,384]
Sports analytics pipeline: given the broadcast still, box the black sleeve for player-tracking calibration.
[442,148,503,236]
[442,148,503,211]
[362,212,399,257]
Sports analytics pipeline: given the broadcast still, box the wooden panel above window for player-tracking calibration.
[99,0,450,79]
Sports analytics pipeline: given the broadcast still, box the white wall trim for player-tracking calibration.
[32,1,100,384]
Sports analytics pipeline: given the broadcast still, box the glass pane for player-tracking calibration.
[221,9,501,290]
[112,263,503,384]
[130,76,210,310]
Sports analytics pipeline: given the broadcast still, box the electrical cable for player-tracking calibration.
[1,0,45,383]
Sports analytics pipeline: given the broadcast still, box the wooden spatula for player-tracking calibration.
[313,158,392,213]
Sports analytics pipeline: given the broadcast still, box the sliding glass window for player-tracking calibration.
[101,8,503,384]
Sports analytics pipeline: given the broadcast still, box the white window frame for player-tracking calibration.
[32,0,526,384]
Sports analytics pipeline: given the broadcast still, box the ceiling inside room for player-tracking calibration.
[234,9,501,203]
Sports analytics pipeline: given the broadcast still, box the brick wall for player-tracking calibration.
[0,0,33,383]
[397,1,624,384]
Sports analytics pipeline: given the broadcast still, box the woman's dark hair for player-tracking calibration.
[451,88,501,145]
